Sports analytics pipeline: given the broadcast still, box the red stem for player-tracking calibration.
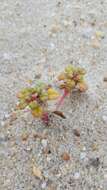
[41,112,49,125]
[56,89,69,110]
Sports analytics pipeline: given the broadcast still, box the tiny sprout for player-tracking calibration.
[17,82,59,125]
[57,65,88,109]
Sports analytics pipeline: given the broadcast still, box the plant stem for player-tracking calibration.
[56,89,69,110]
[41,112,49,125]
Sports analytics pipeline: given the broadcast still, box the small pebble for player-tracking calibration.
[57,1,61,7]
[91,143,99,151]
[43,148,51,155]
[34,74,41,79]
[104,174,107,179]
[74,172,80,179]
[47,156,51,162]
[50,25,61,33]
[90,157,100,168]
[103,77,107,82]
[61,152,70,161]
[4,113,10,119]
[49,24,61,37]
[82,146,86,151]
[41,182,47,189]
[95,31,105,39]
[80,152,87,160]
[26,147,32,152]
[9,112,17,124]
[33,165,43,179]
[21,133,29,141]
[41,139,48,148]
[102,115,107,123]
[3,53,11,60]
[82,27,93,38]
[63,19,70,27]
[1,121,5,127]
[91,39,100,48]
[49,43,55,49]
[73,129,80,137]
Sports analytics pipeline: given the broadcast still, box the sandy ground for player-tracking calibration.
[0,0,107,189]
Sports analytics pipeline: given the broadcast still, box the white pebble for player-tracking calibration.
[3,53,12,60]
[63,20,70,27]
[104,174,107,179]
[47,156,51,162]
[4,113,10,119]
[82,146,86,151]
[82,27,93,39]
[49,43,55,49]
[41,139,48,148]
[26,147,32,151]
[41,182,47,189]
[74,172,80,179]
[80,152,87,160]
[1,121,5,127]
[102,115,107,123]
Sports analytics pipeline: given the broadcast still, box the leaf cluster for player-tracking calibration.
[58,65,88,93]
[17,83,59,118]
[17,65,88,124]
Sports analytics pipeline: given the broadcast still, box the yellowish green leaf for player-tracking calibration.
[17,88,36,99]
[47,88,59,100]
[31,106,43,117]
[29,101,38,110]
[58,73,66,81]
[40,92,48,101]
[66,79,75,89]
[65,65,75,74]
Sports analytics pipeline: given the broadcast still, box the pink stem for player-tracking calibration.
[56,89,69,110]
[41,112,49,125]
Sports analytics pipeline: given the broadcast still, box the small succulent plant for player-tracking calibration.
[17,65,88,125]
[17,82,59,125]
[57,65,88,109]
